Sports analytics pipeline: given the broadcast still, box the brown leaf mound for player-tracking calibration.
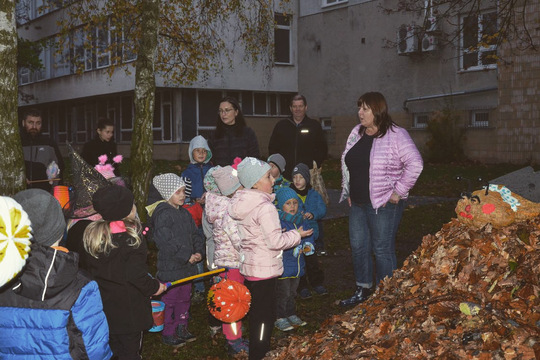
[265,217,540,359]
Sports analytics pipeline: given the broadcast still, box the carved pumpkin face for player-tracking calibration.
[455,190,515,229]
[455,184,540,229]
[207,279,251,323]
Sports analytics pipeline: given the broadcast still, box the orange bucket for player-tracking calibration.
[53,186,70,210]
[149,300,165,332]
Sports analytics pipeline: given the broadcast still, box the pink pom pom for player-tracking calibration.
[98,154,108,165]
[232,157,242,170]
[113,155,123,163]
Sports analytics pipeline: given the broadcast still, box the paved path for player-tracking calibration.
[324,189,458,220]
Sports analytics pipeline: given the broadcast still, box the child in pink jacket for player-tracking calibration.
[205,165,248,355]
[228,157,311,360]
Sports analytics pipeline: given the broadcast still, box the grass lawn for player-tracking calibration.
[129,159,531,359]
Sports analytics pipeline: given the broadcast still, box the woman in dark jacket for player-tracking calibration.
[81,117,121,175]
[208,96,260,166]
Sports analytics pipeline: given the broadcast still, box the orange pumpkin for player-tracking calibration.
[207,279,251,323]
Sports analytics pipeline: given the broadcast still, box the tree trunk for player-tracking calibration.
[130,0,159,220]
[0,1,25,195]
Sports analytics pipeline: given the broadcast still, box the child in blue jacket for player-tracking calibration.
[181,135,213,205]
[290,163,328,298]
[274,187,315,332]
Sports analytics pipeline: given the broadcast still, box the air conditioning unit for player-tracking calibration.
[397,24,418,55]
[421,33,437,52]
[425,16,438,33]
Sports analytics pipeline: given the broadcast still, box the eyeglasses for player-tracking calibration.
[218,108,234,115]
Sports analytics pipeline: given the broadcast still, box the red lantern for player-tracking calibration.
[207,279,251,323]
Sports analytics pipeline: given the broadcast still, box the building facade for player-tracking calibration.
[17,0,540,164]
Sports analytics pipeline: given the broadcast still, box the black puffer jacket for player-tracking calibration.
[81,137,121,175]
[82,232,160,334]
[208,124,260,166]
[268,116,328,179]
[150,202,205,282]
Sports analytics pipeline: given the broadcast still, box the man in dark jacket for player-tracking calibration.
[20,108,64,192]
[268,94,328,180]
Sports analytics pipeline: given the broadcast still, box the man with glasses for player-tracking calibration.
[268,94,327,180]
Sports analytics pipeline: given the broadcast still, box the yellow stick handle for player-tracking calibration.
[165,268,226,288]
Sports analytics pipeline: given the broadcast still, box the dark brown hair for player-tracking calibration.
[214,96,246,139]
[357,92,396,137]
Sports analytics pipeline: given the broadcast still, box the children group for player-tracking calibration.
[0,134,327,360]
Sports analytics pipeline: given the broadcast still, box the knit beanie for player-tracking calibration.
[13,189,66,247]
[237,157,271,190]
[153,173,186,201]
[276,187,300,210]
[213,166,241,196]
[92,185,134,221]
[292,163,311,184]
[204,166,222,194]
[267,154,286,173]
[0,196,32,286]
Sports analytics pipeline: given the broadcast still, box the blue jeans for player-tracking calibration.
[348,200,404,288]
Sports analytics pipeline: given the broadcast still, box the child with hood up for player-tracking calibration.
[228,157,312,360]
[181,135,213,205]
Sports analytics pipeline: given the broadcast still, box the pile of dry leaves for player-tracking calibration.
[266,216,540,359]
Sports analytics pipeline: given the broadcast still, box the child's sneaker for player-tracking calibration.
[162,335,185,347]
[227,338,249,355]
[313,285,328,296]
[209,325,221,337]
[176,324,197,342]
[275,318,294,331]
[298,288,312,299]
[287,315,307,327]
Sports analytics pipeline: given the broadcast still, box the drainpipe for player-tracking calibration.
[403,87,498,111]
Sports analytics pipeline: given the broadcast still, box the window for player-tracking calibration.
[96,21,111,68]
[461,10,498,70]
[413,113,429,128]
[253,93,267,115]
[274,13,291,64]
[52,36,70,77]
[153,90,174,142]
[322,0,348,6]
[470,110,489,128]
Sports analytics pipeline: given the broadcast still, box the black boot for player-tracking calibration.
[339,286,372,307]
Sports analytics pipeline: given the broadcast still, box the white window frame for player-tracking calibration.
[460,10,498,71]
[274,13,292,65]
[470,110,490,128]
[19,68,31,85]
[322,0,348,7]
[413,113,429,129]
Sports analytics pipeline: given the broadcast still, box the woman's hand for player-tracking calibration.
[348,198,352,207]
[389,192,401,204]
[297,226,314,238]
[303,212,314,220]
[153,282,167,296]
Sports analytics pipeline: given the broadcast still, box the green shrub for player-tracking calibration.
[425,108,466,163]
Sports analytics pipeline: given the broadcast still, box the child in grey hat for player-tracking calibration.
[148,173,204,347]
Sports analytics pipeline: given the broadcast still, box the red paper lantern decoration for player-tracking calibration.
[207,279,251,323]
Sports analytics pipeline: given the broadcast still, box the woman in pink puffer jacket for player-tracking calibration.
[339,92,423,308]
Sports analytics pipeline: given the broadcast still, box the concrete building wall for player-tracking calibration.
[295,0,502,161]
